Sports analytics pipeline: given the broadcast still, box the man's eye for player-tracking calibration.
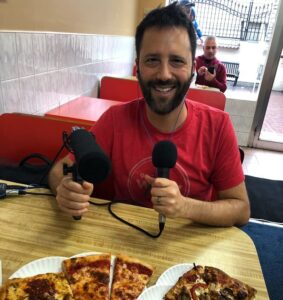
[145,58,159,66]
[171,59,185,66]
[146,58,158,63]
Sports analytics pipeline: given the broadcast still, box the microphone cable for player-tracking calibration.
[89,200,164,238]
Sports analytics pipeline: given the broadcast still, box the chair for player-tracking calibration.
[99,76,143,102]
[0,113,91,165]
[222,61,240,86]
[186,88,226,111]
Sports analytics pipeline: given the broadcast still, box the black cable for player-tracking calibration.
[38,140,67,185]
[106,201,164,238]
[19,190,56,197]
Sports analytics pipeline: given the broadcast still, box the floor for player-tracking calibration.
[226,82,283,143]
[242,147,283,180]
[260,91,283,143]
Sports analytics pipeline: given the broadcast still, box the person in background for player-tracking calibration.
[179,0,203,44]
[48,3,249,227]
[195,36,227,92]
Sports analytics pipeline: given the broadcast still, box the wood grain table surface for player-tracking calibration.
[0,185,268,299]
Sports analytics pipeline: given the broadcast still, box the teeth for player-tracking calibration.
[155,86,173,92]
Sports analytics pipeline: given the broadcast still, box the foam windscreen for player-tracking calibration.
[152,140,177,169]
[69,129,111,183]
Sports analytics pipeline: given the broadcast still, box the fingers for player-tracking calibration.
[56,176,93,216]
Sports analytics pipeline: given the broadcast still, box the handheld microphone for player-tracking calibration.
[152,140,177,229]
[65,128,111,220]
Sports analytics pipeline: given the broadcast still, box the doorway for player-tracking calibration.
[249,0,283,151]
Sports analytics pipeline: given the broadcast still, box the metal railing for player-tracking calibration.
[171,0,278,42]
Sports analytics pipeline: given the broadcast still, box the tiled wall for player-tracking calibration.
[0,31,135,115]
[0,30,256,146]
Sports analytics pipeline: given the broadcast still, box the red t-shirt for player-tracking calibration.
[89,99,244,207]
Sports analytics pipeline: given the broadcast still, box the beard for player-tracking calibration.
[138,73,192,115]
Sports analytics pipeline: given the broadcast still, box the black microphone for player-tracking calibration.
[152,140,177,230]
[69,128,111,184]
[65,128,111,220]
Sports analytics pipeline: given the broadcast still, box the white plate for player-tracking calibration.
[137,285,172,300]
[9,253,114,279]
[156,263,194,286]
[9,256,68,279]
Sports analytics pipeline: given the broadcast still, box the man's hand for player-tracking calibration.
[144,174,187,218]
[204,69,216,81]
[198,66,207,76]
[56,176,93,216]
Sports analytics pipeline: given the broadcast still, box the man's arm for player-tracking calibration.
[183,182,250,226]
[145,175,250,227]
[204,67,227,92]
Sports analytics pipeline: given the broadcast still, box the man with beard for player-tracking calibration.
[195,36,227,92]
[48,3,249,227]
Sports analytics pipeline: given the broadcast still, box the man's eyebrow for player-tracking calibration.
[143,53,160,58]
[170,54,187,61]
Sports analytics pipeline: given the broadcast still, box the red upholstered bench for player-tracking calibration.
[100,76,225,110]
[0,113,91,165]
[99,76,143,102]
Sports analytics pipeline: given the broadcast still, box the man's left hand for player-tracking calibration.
[144,174,187,218]
[204,69,216,81]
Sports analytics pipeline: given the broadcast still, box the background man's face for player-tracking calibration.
[203,39,217,60]
[137,27,193,115]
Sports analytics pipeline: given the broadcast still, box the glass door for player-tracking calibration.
[249,0,283,151]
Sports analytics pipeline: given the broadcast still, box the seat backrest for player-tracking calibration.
[222,62,240,76]
[186,88,226,111]
[0,113,91,165]
[100,77,226,110]
[100,76,143,102]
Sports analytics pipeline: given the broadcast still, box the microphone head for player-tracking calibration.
[152,140,177,169]
[69,129,111,183]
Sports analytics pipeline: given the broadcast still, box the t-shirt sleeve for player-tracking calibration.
[210,114,244,191]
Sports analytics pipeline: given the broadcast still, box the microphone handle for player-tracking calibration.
[157,168,169,229]
[72,165,83,221]
[157,168,169,178]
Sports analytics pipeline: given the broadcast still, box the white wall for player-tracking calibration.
[0,31,135,115]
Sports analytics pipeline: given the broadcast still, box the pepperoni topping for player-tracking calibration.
[68,259,110,275]
[24,278,55,300]
[116,258,153,276]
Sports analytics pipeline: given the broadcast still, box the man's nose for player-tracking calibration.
[156,62,172,81]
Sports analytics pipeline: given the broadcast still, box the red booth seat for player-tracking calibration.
[99,76,143,102]
[0,113,91,165]
[100,76,225,110]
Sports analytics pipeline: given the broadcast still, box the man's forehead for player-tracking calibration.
[141,27,191,50]
[205,39,217,46]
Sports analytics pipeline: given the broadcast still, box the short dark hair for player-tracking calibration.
[135,2,196,64]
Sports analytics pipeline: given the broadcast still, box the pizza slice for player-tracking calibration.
[164,265,208,300]
[62,253,111,300]
[110,254,154,300]
[0,272,74,300]
[203,266,257,300]
[164,265,257,300]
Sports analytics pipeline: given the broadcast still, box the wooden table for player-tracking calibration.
[45,97,121,125]
[0,186,268,299]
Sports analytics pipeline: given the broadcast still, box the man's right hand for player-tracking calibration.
[55,176,94,217]
[198,66,207,76]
